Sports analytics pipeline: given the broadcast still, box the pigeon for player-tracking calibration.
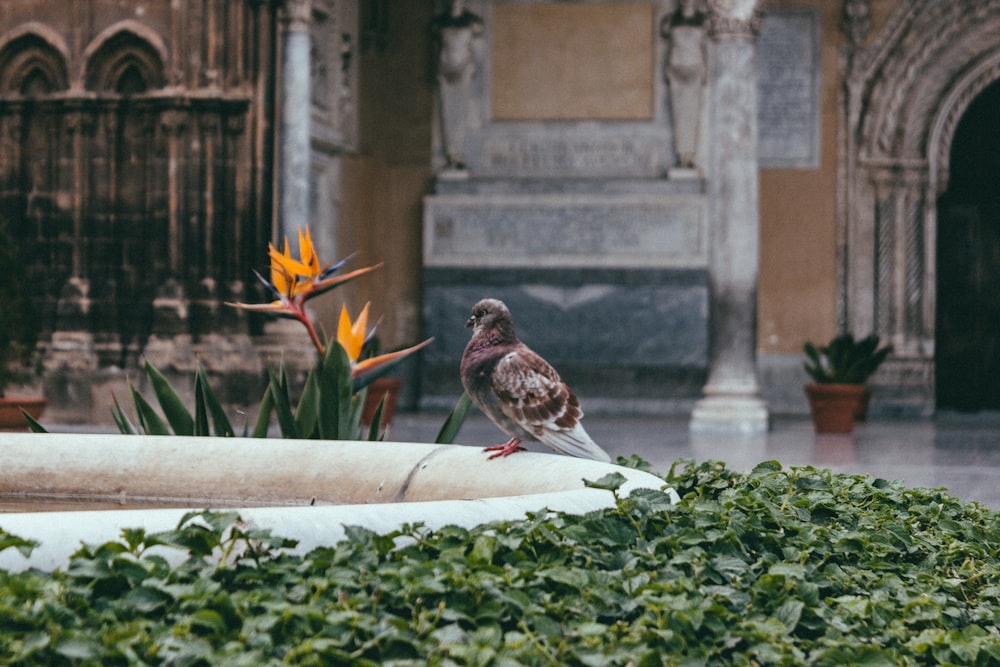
[460,298,612,462]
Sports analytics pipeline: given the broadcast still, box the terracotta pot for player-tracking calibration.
[804,383,866,434]
[0,396,47,431]
[361,377,403,427]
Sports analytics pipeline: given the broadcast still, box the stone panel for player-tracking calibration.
[756,8,820,169]
[424,192,706,269]
[472,128,668,179]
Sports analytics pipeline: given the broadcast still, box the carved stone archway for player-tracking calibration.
[840,0,1000,415]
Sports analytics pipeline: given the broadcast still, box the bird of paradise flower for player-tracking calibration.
[28,226,457,440]
[228,227,432,391]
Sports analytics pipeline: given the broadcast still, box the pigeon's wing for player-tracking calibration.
[492,348,611,461]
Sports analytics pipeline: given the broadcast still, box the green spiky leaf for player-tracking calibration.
[144,361,195,435]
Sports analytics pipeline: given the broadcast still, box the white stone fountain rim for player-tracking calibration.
[0,433,674,571]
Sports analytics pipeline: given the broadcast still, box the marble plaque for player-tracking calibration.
[423,193,706,268]
[491,3,655,120]
[477,132,664,178]
[757,8,820,169]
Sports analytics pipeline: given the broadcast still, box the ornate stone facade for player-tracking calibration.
[839,0,1000,414]
[0,1,357,422]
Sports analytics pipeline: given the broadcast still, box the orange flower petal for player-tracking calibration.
[351,338,435,387]
[269,237,314,280]
[298,227,321,276]
[337,306,363,362]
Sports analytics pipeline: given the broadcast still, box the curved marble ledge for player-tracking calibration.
[0,433,674,571]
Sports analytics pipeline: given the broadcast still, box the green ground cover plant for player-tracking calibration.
[2,458,999,665]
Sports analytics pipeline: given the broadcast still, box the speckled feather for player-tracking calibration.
[460,298,611,462]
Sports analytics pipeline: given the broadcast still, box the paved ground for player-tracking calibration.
[386,410,1000,509]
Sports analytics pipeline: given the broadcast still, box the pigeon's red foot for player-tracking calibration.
[484,437,525,460]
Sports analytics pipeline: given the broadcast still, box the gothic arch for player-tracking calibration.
[83,21,167,92]
[840,0,1000,414]
[0,24,70,93]
[928,50,1000,194]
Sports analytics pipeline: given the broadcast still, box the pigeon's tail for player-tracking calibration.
[539,423,612,462]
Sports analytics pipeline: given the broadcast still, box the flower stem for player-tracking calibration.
[298,313,326,356]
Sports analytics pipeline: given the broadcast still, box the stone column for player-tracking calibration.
[689,0,769,433]
[279,0,312,243]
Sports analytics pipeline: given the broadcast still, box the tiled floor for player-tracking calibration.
[386,411,1000,509]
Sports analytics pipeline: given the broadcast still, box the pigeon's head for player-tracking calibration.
[465,298,513,334]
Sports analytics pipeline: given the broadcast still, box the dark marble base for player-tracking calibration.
[420,267,709,412]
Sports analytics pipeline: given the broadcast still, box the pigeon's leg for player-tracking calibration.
[483,437,526,460]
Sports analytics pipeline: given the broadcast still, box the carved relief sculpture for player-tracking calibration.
[662,0,707,172]
[841,0,871,49]
[432,0,483,172]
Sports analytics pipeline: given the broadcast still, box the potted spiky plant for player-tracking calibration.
[803,333,893,433]
[0,216,46,429]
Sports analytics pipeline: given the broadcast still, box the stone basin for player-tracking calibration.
[0,433,672,571]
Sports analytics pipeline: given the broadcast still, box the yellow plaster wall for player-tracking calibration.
[491,3,655,120]
[758,0,841,355]
[757,0,902,355]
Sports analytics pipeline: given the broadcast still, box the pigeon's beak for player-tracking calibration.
[465,315,475,328]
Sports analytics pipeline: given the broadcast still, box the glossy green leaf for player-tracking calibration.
[21,410,47,433]
[365,390,386,441]
[435,392,472,444]
[130,382,170,436]
[194,361,235,437]
[144,360,195,435]
[295,368,320,439]
[267,361,299,439]
[318,342,352,440]
[110,394,136,434]
[250,383,274,438]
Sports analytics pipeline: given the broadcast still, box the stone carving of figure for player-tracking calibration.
[662,0,708,171]
[432,0,483,172]
[842,0,872,48]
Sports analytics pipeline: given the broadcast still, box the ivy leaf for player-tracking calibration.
[54,637,101,660]
[189,609,229,636]
[0,530,37,558]
[774,599,805,633]
[124,586,173,614]
[584,472,627,492]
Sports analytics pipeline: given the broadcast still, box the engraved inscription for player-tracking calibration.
[482,137,659,176]
[424,196,707,269]
[756,9,820,168]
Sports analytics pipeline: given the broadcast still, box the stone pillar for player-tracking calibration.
[689,0,769,433]
[279,0,312,243]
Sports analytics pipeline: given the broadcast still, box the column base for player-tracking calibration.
[689,394,769,433]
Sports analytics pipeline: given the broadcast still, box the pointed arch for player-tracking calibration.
[83,21,167,92]
[0,23,70,93]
